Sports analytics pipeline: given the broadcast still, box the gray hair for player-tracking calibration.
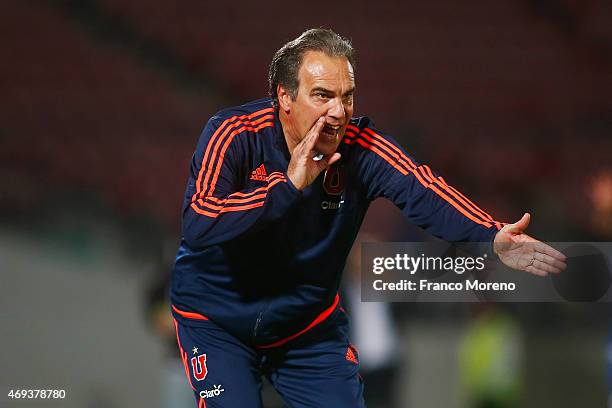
[268,28,355,108]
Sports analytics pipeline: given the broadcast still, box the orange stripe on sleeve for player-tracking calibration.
[189,205,218,218]
[204,125,277,200]
[191,199,266,215]
[353,137,410,176]
[421,165,495,223]
[420,166,495,225]
[359,129,417,174]
[218,201,265,213]
[345,129,494,228]
[193,107,274,202]
[428,184,493,228]
[190,174,287,217]
[444,181,496,222]
[198,194,267,211]
[344,131,428,184]
[346,124,360,134]
[203,174,285,204]
[195,173,285,211]
[198,115,274,200]
[362,128,499,227]
[191,119,275,211]
[363,128,420,169]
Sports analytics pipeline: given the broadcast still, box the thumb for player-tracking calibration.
[505,212,530,234]
[326,152,342,168]
[316,152,341,170]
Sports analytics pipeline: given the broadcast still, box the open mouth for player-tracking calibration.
[321,124,341,141]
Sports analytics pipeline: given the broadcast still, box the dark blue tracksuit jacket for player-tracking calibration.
[171,98,504,347]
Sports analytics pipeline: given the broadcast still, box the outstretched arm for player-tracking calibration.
[348,121,567,278]
[493,213,567,276]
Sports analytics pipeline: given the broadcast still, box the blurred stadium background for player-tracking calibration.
[1,0,611,407]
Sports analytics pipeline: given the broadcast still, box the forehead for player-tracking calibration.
[298,51,355,89]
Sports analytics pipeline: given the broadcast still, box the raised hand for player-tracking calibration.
[493,213,567,276]
[287,117,342,191]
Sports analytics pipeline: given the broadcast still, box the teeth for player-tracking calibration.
[324,125,340,135]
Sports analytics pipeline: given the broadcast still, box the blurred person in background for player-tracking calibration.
[588,170,612,407]
[145,243,194,408]
[459,305,525,408]
[169,28,566,407]
[589,170,612,239]
[146,273,194,408]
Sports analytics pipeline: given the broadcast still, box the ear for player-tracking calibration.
[277,84,292,113]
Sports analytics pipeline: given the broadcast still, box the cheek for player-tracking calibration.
[301,108,323,128]
[345,105,354,120]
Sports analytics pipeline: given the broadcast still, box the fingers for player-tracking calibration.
[496,217,569,277]
[286,117,338,191]
[532,259,563,274]
[532,242,567,275]
[522,244,567,276]
[534,241,567,263]
[525,265,548,277]
[323,152,342,168]
[534,251,566,271]
[523,255,555,276]
[313,152,341,173]
[300,117,325,153]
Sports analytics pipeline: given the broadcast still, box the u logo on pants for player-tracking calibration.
[173,305,365,408]
[191,354,208,381]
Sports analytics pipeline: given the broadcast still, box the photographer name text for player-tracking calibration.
[371,254,516,292]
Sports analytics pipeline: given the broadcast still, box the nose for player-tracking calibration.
[327,98,346,122]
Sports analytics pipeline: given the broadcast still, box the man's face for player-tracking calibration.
[280,51,355,156]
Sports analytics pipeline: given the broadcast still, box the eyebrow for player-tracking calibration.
[311,86,356,96]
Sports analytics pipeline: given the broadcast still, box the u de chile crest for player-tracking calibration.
[321,165,346,210]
